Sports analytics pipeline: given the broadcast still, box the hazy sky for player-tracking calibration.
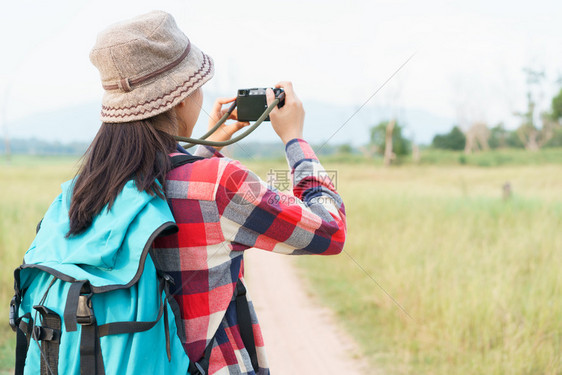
[1,0,561,139]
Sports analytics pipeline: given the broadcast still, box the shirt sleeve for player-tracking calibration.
[216,138,346,255]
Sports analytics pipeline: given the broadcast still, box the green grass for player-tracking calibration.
[0,156,79,370]
[415,147,562,167]
[1,155,561,374]
[292,163,562,374]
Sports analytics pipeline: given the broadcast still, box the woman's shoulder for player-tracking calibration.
[167,154,253,184]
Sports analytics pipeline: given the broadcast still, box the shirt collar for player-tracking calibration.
[176,143,192,155]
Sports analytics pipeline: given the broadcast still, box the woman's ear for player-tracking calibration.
[176,99,186,108]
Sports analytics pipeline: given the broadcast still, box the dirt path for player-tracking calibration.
[244,250,370,374]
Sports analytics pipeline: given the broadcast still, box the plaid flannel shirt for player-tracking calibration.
[151,138,346,374]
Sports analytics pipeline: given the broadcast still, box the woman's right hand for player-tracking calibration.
[266,81,305,144]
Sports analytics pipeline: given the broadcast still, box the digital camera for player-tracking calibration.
[236,88,285,122]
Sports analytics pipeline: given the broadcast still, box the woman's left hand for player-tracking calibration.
[206,97,250,149]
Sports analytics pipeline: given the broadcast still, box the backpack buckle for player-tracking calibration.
[9,295,19,332]
[31,325,61,343]
[236,279,247,297]
[194,362,206,375]
[76,294,95,326]
[162,273,175,286]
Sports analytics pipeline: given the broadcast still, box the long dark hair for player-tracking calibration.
[67,111,178,236]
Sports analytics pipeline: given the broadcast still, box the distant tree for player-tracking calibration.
[486,125,526,149]
[551,88,562,122]
[412,143,421,163]
[369,120,410,157]
[0,138,88,155]
[488,123,509,149]
[544,127,562,147]
[515,68,554,151]
[464,122,490,154]
[538,86,562,147]
[506,131,525,149]
[337,143,353,154]
[431,126,465,150]
[359,144,376,159]
[383,119,396,166]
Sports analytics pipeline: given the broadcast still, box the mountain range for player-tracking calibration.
[4,98,454,146]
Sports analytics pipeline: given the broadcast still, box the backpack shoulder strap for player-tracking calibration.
[235,280,259,371]
[188,279,258,375]
[169,154,204,170]
[169,152,261,373]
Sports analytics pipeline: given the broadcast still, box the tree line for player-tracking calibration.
[360,73,562,164]
[433,84,562,152]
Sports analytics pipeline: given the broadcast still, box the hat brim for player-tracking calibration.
[100,44,214,123]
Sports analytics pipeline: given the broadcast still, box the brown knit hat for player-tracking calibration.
[90,11,214,123]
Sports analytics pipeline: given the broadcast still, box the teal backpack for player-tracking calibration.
[9,154,203,375]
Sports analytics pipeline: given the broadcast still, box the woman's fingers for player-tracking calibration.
[212,97,236,116]
[227,121,250,132]
[274,81,295,104]
[219,107,239,120]
[214,97,236,106]
[268,81,304,144]
[235,121,250,129]
[266,88,279,115]
[275,81,293,91]
[220,121,250,137]
[208,97,238,127]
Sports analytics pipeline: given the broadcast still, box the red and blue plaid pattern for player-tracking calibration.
[151,138,346,374]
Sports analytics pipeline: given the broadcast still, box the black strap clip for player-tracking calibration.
[32,305,62,343]
[31,325,61,343]
[9,295,20,332]
[76,293,95,326]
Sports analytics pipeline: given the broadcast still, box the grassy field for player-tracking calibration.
[319,147,562,168]
[0,156,80,371]
[415,147,562,167]
[1,154,561,374]
[292,163,562,374]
